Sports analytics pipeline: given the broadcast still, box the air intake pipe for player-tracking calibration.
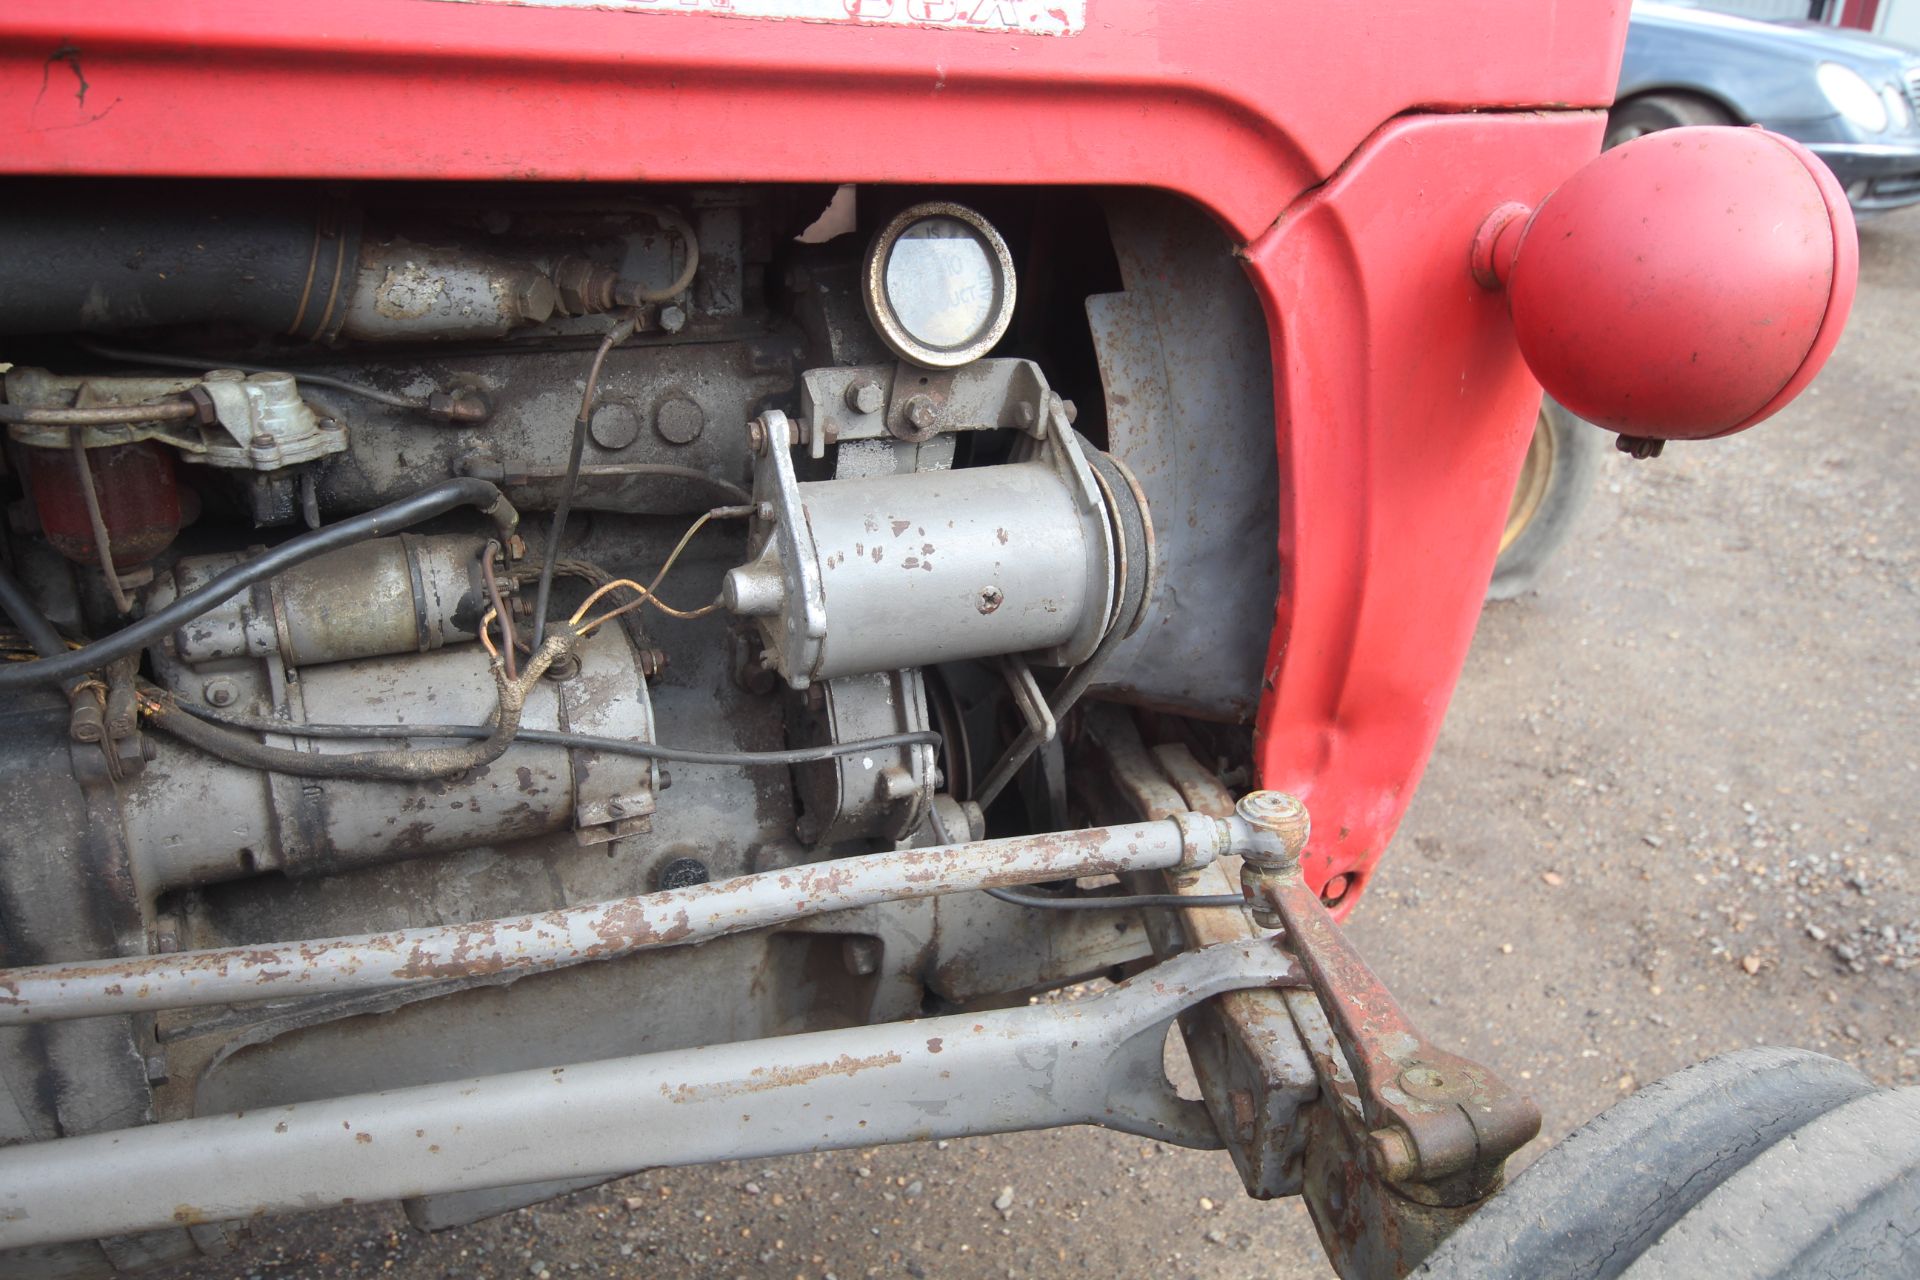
[0,191,559,342]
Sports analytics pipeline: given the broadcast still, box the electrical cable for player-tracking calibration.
[512,557,653,658]
[76,341,436,414]
[569,504,751,630]
[986,886,1246,911]
[140,628,576,782]
[531,313,640,650]
[68,434,132,614]
[0,478,519,693]
[162,699,943,768]
[479,541,517,681]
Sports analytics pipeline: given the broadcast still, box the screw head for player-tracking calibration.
[976,585,1004,615]
[202,678,238,708]
[845,380,885,415]
[903,394,939,432]
[658,304,688,333]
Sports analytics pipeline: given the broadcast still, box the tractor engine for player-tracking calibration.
[0,179,1278,1274]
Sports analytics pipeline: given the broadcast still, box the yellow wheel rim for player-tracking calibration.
[1501,406,1556,556]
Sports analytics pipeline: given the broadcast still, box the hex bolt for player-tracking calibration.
[638,648,670,678]
[68,700,104,744]
[249,433,276,450]
[516,275,559,323]
[202,678,238,708]
[658,304,688,333]
[903,394,939,433]
[746,418,767,454]
[842,936,882,977]
[844,379,885,415]
[1235,790,1311,929]
[1368,1127,1419,1182]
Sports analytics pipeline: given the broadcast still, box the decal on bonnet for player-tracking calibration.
[429,0,1086,36]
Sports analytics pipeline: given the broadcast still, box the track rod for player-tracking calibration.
[0,813,1243,1025]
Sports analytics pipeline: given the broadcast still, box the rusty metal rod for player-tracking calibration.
[0,813,1242,1026]
[0,398,199,426]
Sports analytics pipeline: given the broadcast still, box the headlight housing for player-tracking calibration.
[1817,62,1889,132]
[1884,83,1914,133]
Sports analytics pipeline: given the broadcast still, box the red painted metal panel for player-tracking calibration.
[0,0,1626,241]
[1244,111,1609,912]
[0,1,1632,913]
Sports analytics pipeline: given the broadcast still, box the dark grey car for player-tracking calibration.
[1619,1,1920,211]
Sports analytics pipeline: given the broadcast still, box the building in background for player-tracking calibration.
[1695,0,1920,43]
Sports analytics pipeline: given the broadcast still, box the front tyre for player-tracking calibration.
[1604,93,1737,149]
[1488,396,1604,600]
[1417,1047,1920,1279]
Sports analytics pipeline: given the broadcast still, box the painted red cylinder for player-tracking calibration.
[24,441,184,568]
[1494,126,1857,440]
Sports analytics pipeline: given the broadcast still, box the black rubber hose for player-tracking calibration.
[0,200,356,340]
[0,478,519,693]
[986,887,1245,911]
[166,700,943,769]
[0,563,70,662]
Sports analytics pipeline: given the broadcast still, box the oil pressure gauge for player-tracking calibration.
[862,202,1016,369]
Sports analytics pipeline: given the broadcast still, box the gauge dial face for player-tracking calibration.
[864,203,1015,368]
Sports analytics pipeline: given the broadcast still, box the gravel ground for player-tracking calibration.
[154,204,1920,1280]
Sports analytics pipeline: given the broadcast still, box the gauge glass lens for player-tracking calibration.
[884,217,999,352]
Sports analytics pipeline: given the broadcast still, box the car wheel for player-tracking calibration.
[1604,93,1736,149]
[1417,1047,1920,1280]
[1487,396,1604,600]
